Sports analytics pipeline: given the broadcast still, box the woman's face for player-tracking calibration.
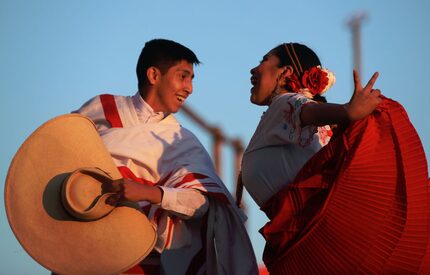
[250,52,284,106]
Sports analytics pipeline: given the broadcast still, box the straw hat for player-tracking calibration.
[4,114,156,274]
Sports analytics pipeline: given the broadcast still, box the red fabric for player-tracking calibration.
[173,173,209,188]
[260,97,430,274]
[117,166,158,186]
[100,94,123,128]
[258,265,270,275]
[123,264,160,275]
[164,218,174,248]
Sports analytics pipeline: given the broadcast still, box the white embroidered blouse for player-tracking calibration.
[241,93,332,207]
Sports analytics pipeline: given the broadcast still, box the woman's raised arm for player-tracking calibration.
[301,70,382,126]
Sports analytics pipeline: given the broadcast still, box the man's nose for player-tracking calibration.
[185,81,193,95]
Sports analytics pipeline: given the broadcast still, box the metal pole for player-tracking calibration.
[211,126,224,177]
[347,12,368,78]
[180,104,241,180]
[231,138,244,184]
[231,138,245,209]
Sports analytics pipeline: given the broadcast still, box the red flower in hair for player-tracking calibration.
[301,67,329,96]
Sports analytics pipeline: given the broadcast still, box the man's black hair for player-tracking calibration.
[136,39,200,89]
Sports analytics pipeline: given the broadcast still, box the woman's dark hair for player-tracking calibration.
[271,43,326,102]
[136,39,201,89]
[271,43,321,72]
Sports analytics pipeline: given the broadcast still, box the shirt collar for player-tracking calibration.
[132,92,168,123]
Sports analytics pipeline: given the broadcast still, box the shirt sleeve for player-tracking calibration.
[158,186,209,219]
[267,93,319,148]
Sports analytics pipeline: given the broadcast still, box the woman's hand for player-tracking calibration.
[103,178,163,205]
[345,70,382,121]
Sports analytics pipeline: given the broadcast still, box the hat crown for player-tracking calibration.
[61,167,115,221]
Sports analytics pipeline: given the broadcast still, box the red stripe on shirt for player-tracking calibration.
[124,263,160,275]
[182,183,220,189]
[165,218,175,248]
[100,94,123,128]
[174,173,209,188]
[157,171,173,186]
[117,166,157,186]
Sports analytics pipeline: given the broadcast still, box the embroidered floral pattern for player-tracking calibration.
[244,93,330,154]
[283,102,296,129]
[280,94,318,148]
[318,125,333,146]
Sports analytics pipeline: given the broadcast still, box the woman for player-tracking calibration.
[239,43,429,274]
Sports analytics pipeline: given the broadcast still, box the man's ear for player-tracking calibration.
[146,66,160,85]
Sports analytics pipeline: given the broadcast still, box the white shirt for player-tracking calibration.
[242,93,332,207]
[75,92,209,219]
[131,93,210,219]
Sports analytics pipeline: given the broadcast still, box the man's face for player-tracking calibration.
[152,60,194,113]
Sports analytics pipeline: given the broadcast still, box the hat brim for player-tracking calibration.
[5,114,156,274]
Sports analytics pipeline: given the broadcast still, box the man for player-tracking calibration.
[74,39,257,274]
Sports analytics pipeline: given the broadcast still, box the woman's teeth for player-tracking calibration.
[177,95,185,102]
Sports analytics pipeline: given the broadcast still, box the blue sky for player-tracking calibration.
[1,0,429,273]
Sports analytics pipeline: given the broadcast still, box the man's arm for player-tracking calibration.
[105,178,209,219]
[105,178,163,204]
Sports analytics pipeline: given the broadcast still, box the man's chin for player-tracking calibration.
[170,106,181,113]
